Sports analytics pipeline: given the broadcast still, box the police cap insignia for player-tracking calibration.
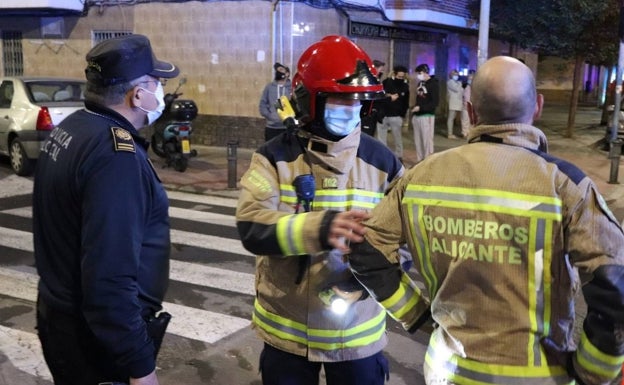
[111,127,136,152]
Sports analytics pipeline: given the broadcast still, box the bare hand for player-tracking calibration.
[130,370,159,385]
[328,210,370,253]
[390,93,399,102]
[411,106,420,113]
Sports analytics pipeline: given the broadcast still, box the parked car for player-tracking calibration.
[0,77,86,176]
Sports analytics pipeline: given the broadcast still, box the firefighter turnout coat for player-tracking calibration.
[236,127,414,362]
[349,123,624,385]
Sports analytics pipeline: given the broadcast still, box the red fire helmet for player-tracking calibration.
[292,35,385,123]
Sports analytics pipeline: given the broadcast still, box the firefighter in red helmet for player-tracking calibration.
[236,36,424,384]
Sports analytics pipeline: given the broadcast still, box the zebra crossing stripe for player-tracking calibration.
[166,190,238,208]
[0,225,253,259]
[0,175,33,198]
[0,325,52,382]
[2,206,236,228]
[0,267,251,344]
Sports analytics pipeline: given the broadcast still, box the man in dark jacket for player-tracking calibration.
[33,34,179,385]
[411,63,439,162]
[377,65,410,161]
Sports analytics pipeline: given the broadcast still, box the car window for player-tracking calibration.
[0,81,14,108]
[26,81,86,104]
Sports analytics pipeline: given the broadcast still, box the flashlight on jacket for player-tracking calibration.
[275,95,299,132]
[319,279,366,315]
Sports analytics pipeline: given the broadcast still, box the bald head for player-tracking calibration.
[471,56,539,125]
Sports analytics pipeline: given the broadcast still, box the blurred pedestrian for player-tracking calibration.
[411,63,439,163]
[33,34,179,385]
[446,69,462,139]
[460,69,475,138]
[349,56,624,385]
[372,59,385,81]
[236,35,405,385]
[259,62,292,141]
[377,65,410,161]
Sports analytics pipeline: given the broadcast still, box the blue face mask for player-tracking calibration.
[323,102,362,136]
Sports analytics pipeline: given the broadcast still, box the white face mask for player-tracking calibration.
[416,73,426,81]
[452,75,459,81]
[138,82,166,125]
[324,102,362,137]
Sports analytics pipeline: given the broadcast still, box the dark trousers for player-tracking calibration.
[265,127,286,142]
[36,299,131,385]
[259,343,389,385]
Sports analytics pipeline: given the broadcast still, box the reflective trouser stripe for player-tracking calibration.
[280,185,384,211]
[426,336,573,385]
[576,331,624,378]
[403,184,562,368]
[276,213,308,255]
[252,299,387,351]
[379,272,425,320]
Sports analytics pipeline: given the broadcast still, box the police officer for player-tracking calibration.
[349,56,624,385]
[236,35,415,384]
[33,34,179,385]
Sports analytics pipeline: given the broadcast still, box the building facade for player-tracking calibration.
[0,0,557,148]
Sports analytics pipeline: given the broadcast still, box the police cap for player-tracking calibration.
[85,34,179,86]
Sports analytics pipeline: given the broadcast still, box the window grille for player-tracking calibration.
[91,30,132,47]
[2,31,24,77]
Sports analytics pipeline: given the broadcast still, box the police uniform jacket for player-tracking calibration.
[33,101,170,378]
[349,123,624,385]
[236,127,407,362]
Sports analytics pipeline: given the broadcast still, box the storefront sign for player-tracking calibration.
[349,20,445,43]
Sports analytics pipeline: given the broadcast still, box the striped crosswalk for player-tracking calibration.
[0,187,255,383]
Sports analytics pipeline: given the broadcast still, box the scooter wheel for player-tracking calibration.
[151,134,167,158]
[173,157,188,172]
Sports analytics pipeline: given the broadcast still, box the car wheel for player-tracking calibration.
[9,138,35,176]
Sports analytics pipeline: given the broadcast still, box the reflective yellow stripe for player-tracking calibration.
[426,335,572,385]
[276,214,308,255]
[527,216,538,366]
[379,273,424,320]
[253,299,387,351]
[279,186,384,210]
[577,332,624,378]
[404,185,562,220]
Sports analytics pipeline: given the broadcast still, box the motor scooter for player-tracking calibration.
[151,77,198,172]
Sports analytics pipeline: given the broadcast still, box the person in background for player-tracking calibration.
[236,35,408,385]
[348,56,624,385]
[377,65,410,162]
[259,62,292,142]
[460,69,475,138]
[411,63,439,163]
[360,59,386,137]
[446,69,463,139]
[372,59,385,81]
[33,34,179,385]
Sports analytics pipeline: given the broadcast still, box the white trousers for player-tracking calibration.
[412,115,435,163]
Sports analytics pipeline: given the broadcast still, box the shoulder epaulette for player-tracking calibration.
[111,127,136,153]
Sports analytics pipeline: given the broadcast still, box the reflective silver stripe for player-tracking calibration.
[530,218,547,366]
[276,214,307,255]
[279,188,384,210]
[253,300,386,350]
[404,186,561,219]
[406,203,438,297]
[426,339,573,385]
[577,332,624,378]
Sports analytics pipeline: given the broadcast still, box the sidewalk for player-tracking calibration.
[152,103,624,222]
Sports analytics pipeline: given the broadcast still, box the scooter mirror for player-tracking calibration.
[179,77,187,86]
